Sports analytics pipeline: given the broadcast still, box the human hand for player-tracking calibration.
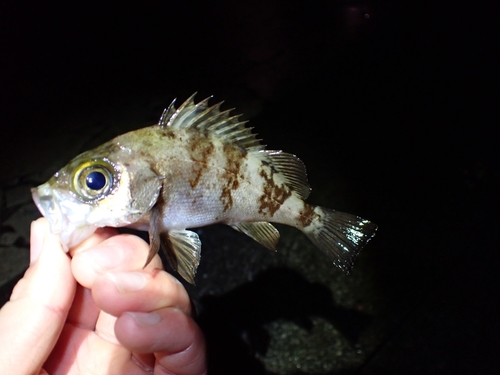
[0,218,206,375]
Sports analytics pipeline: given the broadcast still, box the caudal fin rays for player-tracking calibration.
[304,208,377,273]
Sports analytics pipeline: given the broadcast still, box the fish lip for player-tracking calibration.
[31,183,63,234]
[31,183,98,250]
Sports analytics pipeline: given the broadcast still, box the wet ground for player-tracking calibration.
[1,2,499,374]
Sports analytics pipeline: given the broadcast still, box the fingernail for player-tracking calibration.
[127,311,161,326]
[107,272,147,292]
[30,220,45,264]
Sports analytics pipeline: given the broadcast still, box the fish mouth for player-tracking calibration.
[31,183,98,250]
[31,183,65,234]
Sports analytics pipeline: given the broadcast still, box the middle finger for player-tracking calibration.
[92,268,191,317]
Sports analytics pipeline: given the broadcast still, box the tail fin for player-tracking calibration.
[304,208,377,274]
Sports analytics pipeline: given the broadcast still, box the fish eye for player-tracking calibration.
[86,171,106,190]
[72,160,116,201]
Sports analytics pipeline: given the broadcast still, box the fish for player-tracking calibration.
[31,94,377,283]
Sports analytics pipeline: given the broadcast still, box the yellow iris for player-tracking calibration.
[71,159,116,201]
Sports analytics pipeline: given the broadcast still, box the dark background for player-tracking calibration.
[1,1,499,374]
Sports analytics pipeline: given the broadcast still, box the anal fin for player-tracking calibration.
[230,222,280,250]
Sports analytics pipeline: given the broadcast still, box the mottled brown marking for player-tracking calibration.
[219,186,233,212]
[219,144,244,212]
[298,204,316,227]
[162,129,176,139]
[258,168,292,217]
[187,136,215,189]
[142,139,153,149]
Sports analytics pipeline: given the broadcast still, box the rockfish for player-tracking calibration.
[31,94,377,283]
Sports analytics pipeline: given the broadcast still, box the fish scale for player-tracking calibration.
[32,94,377,284]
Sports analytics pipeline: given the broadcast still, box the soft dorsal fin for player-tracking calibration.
[158,93,264,151]
[252,150,311,200]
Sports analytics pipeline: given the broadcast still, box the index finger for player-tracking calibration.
[71,233,163,289]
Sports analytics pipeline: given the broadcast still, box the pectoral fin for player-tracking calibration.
[146,205,200,283]
[167,230,202,284]
[230,222,280,250]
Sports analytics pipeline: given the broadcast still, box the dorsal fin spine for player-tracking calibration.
[159,98,178,128]
[213,121,249,136]
[208,116,243,133]
[195,103,224,130]
[189,99,216,128]
[162,94,264,151]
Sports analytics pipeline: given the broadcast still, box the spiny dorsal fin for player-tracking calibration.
[158,98,178,127]
[252,150,311,200]
[158,93,264,151]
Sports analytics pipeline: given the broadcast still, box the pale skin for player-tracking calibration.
[0,218,207,375]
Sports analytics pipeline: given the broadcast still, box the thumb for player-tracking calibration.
[0,218,76,375]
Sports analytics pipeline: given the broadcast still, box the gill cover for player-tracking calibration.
[32,152,163,251]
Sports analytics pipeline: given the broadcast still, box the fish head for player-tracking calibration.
[31,144,163,250]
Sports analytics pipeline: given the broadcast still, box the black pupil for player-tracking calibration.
[86,171,106,190]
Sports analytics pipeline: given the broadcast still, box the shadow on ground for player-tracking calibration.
[198,267,372,374]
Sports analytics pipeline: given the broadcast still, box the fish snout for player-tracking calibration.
[31,183,99,250]
[31,183,64,234]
